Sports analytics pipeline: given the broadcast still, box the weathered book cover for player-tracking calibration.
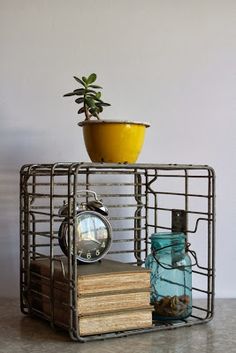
[29,257,153,335]
[30,298,153,336]
[30,275,151,315]
[30,257,151,294]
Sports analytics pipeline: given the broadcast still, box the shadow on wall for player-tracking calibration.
[0,116,48,297]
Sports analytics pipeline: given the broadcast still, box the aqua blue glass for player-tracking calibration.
[145,232,192,320]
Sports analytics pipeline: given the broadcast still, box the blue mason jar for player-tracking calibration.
[145,232,192,320]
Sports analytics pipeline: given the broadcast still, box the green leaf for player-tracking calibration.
[99,102,111,107]
[87,92,102,102]
[92,97,103,102]
[82,76,88,84]
[75,97,84,104]
[86,92,101,99]
[78,107,85,114]
[89,84,103,89]
[63,92,76,97]
[73,76,86,87]
[89,107,99,118]
[85,97,96,108]
[86,89,97,95]
[73,88,85,95]
[87,73,97,84]
[86,94,97,101]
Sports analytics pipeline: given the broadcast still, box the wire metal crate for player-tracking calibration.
[20,163,215,342]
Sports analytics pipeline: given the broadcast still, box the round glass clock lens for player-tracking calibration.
[59,210,112,263]
[75,213,111,261]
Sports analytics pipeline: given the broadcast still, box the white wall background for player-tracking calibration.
[0,0,235,298]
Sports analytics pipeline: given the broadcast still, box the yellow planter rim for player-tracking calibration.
[78,119,150,128]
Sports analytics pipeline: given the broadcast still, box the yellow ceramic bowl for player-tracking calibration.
[79,120,150,163]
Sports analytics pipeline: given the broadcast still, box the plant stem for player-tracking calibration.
[84,105,90,120]
[84,95,90,120]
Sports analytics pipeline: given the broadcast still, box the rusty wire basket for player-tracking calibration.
[20,163,215,342]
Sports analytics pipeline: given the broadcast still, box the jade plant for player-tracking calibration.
[63,73,111,121]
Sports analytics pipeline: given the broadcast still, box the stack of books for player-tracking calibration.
[29,258,153,336]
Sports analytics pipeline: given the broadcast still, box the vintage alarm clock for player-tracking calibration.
[58,190,112,263]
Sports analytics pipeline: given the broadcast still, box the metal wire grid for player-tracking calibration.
[20,163,215,342]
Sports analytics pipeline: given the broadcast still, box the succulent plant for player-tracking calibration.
[63,73,111,121]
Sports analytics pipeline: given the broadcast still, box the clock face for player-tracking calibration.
[59,210,112,263]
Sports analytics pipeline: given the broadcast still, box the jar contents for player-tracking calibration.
[153,295,190,318]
